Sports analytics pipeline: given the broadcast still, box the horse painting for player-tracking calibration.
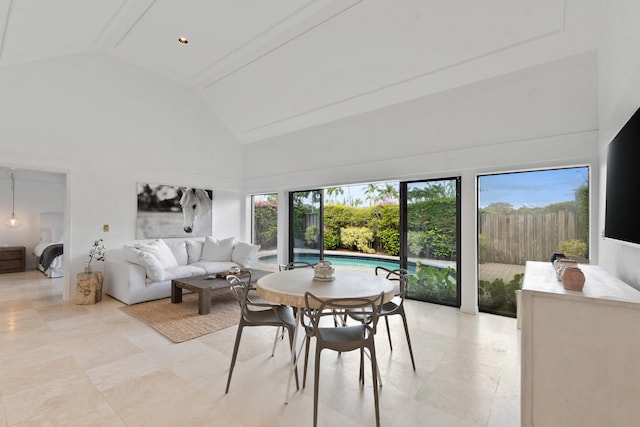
[179,188,213,234]
[135,182,213,239]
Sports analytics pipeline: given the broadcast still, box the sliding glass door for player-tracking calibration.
[403,178,460,307]
[477,167,589,316]
[289,190,323,265]
[286,179,461,308]
[251,194,278,271]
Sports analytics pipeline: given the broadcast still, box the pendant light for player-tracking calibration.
[5,172,22,228]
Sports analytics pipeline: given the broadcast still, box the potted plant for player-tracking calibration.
[85,239,105,274]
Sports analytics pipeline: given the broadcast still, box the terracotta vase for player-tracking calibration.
[561,266,585,291]
[554,258,578,280]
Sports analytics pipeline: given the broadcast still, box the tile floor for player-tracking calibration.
[0,270,520,426]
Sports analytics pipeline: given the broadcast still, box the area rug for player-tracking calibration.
[119,292,239,343]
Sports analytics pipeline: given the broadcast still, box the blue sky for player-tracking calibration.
[292,167,589,209]
[478,167,589,208]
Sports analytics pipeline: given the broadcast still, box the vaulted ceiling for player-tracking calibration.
[0,0,599,143]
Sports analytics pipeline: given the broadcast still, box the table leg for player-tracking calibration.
[171,282,182,304]
[199,288,211,315]
[285,308,303,404]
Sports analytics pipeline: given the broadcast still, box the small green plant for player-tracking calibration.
[305,225,319,247]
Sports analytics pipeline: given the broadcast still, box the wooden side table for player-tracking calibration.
[75,272,103,304]
[0,246,26,273]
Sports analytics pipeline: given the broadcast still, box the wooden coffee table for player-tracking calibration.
[171,269,272,315]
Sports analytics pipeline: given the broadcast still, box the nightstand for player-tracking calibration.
[0,246,26,273]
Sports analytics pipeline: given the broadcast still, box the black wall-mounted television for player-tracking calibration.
[604,105,640,245]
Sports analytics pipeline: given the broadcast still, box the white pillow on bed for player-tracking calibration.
[33,242,51,257]
[39,229,53,244]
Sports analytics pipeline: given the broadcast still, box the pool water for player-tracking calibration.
[260,253,416,273]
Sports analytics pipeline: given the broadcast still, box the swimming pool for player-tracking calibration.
[259,253,415,273]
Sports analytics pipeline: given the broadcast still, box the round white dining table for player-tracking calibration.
[257,268,395,308]
[256,268,395,403]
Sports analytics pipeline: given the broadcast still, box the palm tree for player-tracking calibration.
[364,183,380,206]
[325,187,344,205]
[378,182,399,203]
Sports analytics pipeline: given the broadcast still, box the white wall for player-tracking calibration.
[0,168,65,269]
[597,0,640,289]
[0,52,244,298]
[243,51,600,313]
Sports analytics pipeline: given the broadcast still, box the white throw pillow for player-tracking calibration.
[123,245,165,282]
[231,242,261,267]
[39,229,53,244]
[167,241,188,266]
[201,237,236,262]
[134,240,178,269]
[186,239,204,264]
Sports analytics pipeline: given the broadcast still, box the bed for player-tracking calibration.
[33,212,64,278]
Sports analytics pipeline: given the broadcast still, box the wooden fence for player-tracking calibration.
[479,209,581,265]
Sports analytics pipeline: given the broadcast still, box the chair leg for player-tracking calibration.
[286,325,300,390]
[225,324,244,393]
[303,335,311,388]
[359,348,365,385]
[313,349,322,427]
[271,326,284,356]
[369,344,381,427]
[400,310,416,370]
[384,316,393,350]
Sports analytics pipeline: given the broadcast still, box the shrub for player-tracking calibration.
[340,227,375,254]
[478,273,523,317]
[407,231,429,257]
[377,228,400,256]
[407,262,457,304]
[478,233,487,262]
[323,231,340,250]
[558,239,587,258]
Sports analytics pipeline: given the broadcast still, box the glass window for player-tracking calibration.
[251,194,278,271]
[477,167,589,316]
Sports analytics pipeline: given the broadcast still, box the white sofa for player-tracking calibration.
[104,236,260,305]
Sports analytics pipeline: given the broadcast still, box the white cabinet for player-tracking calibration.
[521,261,640,426]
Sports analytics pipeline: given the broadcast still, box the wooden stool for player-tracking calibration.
[75,272,103,304]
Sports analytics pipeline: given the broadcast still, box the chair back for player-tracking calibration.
[279,261,316,271]
[375,266,409,300]
[227,274,251,312]
[304,291,385,336]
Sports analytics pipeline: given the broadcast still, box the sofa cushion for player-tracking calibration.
[163,265,207,281]
[186,239,204,264]
[123,245,166,282]
[201,236,235,262]
[167,240,188,266]
[134,239,178,269]
[232,242,261,267]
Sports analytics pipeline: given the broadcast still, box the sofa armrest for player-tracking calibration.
[104,256,147,305]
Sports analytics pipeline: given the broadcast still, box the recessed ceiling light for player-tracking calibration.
[178,37,189,45]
